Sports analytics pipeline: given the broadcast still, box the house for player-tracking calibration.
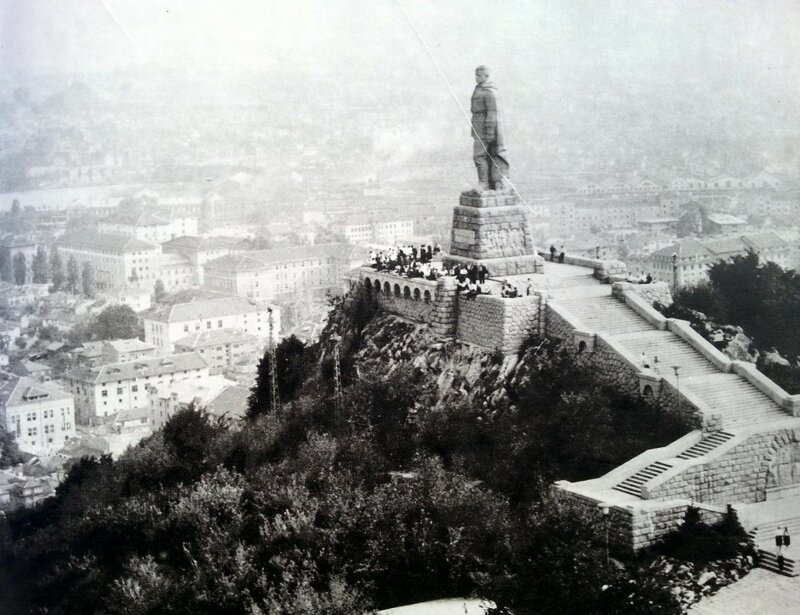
[643,232,790,288]
[203,243,364,302]
[0,374,76,455]
[98,210,198,244]
[173,328,261,374]
[705,213,748,235]
[58,231,160,291]
[9,359,53,383]
[143,296,279,351]
[147,374,242,431]
[161,235,242,285]
[63,352,209,423]
[101,339,158,364]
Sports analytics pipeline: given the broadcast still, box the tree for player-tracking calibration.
[0,249,12,283]
[14,336,27,350]
[153,279,166,303]
[81,262,95,297]
[0,430,24,468]
[12,252,26,285]
[89,304,143,340]
[247,335,310,419]
[49,246,64,291]
[31,246,49,284]
[66,255,80,294]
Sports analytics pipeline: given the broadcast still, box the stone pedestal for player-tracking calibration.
[443,188,541,276]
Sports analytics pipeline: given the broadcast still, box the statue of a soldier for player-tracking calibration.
[471,65,509,192]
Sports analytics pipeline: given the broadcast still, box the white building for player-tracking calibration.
[203,244,362,302]
[59,231,160,291]
[644,232,791,288]
[0,374,76,455]
[147,374,243,431]
[142,296,279,351]
[64,352,209,423]
[335,215,414,245]
[98,211,198,244]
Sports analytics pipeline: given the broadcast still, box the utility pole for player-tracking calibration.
[331,332,343,416]
[268,308,280,413]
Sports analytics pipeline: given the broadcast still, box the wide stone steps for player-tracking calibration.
[684,374,788,428]
[675,431,735,459]
[749,519,800,545]
[615,331,720,377]
[757,549,800,576]
[558,295,653,335]
[612,460,673,496]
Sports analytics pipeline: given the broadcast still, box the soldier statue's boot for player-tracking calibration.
[474,159,490,192]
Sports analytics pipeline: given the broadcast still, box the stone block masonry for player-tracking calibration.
[445,188,540,276]
[457,293,541,354]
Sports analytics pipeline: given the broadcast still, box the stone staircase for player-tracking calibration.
[757,550,800,576]
[611,432,736,497]
[684,373,788,429]
[613,460,673,496]
[675,431,735,459]
[558,295,653,335]
[615,331,720,377]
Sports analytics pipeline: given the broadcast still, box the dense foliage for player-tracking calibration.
[669,251,800,391]
[0,294,743,614]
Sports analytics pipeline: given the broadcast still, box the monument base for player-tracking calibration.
[443,253,544,277]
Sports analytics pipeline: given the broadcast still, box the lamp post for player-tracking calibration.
[599,503,610,566]
[671,253,679,295]
[672,365,681,418]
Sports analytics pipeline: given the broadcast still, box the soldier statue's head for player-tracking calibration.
[475,65,490,84]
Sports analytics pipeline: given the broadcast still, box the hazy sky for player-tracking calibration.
[2,0,799,92]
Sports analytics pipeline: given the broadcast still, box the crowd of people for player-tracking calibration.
[367,245,534,299]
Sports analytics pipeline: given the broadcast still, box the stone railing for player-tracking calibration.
[731,361,800,417]
[617,290,668,330]
[360,269,457,336]
[666,319,733,373]
[613,281,673,308]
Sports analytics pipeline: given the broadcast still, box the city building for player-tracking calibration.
[0,234,37,282]
[101,339,159,364]
[705,213,748,235]
[98,211,198,244]
[173,328,261,374]
[203,243,361,302]
[161,235,242,285]
[0,374,76,455]
[63,352,209,423]
[333,214,415,245]
[147,374,244,431]
[644,231,791,288]
[58,231,160,291]
[142,296,278,351]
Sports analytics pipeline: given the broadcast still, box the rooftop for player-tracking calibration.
[173,328,260,350]
[145,296,273,324]
[204,243,355,272]
[0,374,72,407]
[59,231,158,254]
[66,352,208,385]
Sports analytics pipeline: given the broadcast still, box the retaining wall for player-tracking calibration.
[456,293,542,354]
[647,426,800,505]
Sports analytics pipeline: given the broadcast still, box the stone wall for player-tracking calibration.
[361,270,456,336]
[544,301,579,345]
[456,293,541,354]
[360,269,543,353]
[556,486,728,553]
[648,427,800,505]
